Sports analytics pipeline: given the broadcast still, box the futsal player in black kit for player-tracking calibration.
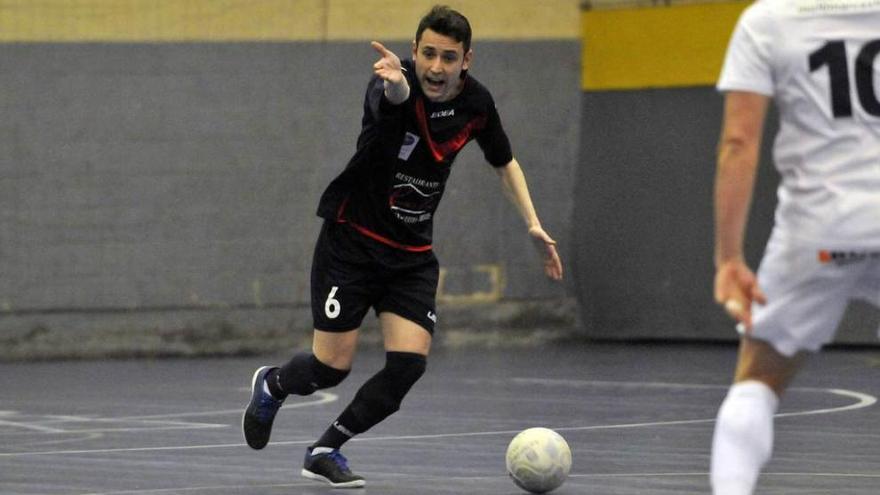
[242,5,563,488]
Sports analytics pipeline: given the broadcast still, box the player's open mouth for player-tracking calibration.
[425,76,445,91]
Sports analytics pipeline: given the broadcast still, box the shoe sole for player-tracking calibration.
[242,366,273,450]
[301,468,366,488]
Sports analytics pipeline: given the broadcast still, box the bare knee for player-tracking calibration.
[380,312,432,355]
[734,337,806,395]
[312,329,359,370]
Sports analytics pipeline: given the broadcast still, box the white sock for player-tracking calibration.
[711,380,779,495]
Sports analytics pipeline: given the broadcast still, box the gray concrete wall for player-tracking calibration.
[574,87,880,344]
[0,41,580,359]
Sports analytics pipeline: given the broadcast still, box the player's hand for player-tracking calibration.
[714,258,766,331]
[371,41,404,85]
[529,227,563,281]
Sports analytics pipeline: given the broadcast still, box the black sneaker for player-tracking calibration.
[242,366,284,450]
[301,447,366,488]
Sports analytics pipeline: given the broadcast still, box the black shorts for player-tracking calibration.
[310,221,439,334]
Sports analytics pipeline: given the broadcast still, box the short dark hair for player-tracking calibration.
[415,5,472,53]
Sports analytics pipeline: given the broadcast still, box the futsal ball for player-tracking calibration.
[505,427,572,494]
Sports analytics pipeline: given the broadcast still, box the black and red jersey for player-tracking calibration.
[316,59,513,252]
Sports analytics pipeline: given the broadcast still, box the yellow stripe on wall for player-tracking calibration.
[0,0,327,42]
[0,0,579,42]
[327,0,580,41]
[582,1,750,90]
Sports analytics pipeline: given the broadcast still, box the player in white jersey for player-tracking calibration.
[711,0,880,493]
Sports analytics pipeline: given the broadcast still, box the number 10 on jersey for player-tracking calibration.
[809,39,880,118]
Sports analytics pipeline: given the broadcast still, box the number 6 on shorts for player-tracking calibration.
[324,286,341,319]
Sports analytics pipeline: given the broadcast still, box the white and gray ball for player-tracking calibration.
[505,427,572,494]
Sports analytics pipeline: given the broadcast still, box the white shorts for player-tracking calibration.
[745,235,880,357]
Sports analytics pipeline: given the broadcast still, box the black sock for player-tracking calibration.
[265,368,286,400]
[271,353,350,400]
[313,352,426,450]
[313,418,357,451]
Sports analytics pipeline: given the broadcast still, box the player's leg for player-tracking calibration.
[302,314,431,487]
[711,337,805,495]
[303,255,437,487]
[329,314,430,443]
[242,329,358,450]
[267,329,359,397]
[732,336,804,394]
[711,238,858,495]
[243,220,374,451]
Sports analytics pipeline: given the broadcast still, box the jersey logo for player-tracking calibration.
[818,250,880,266]
[389,181,440,222]
[430,109,455,118]
[398,132,420,161]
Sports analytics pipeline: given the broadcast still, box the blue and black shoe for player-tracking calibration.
[242,366,284,450]
[301,447,365,488]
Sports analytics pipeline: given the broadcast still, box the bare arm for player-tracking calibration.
[371,41,409,104]
[495,158,563,281]
[714,91,769,328]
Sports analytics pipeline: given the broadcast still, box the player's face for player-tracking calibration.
[412,28,472,102]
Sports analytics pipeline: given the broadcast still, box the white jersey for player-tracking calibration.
[718,0,880,248]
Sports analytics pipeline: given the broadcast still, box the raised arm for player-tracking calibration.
[714,90,770,329]
[495,158,563,281]
[371,41,410,105]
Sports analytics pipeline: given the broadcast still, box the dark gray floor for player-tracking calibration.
[1,342,879,495]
